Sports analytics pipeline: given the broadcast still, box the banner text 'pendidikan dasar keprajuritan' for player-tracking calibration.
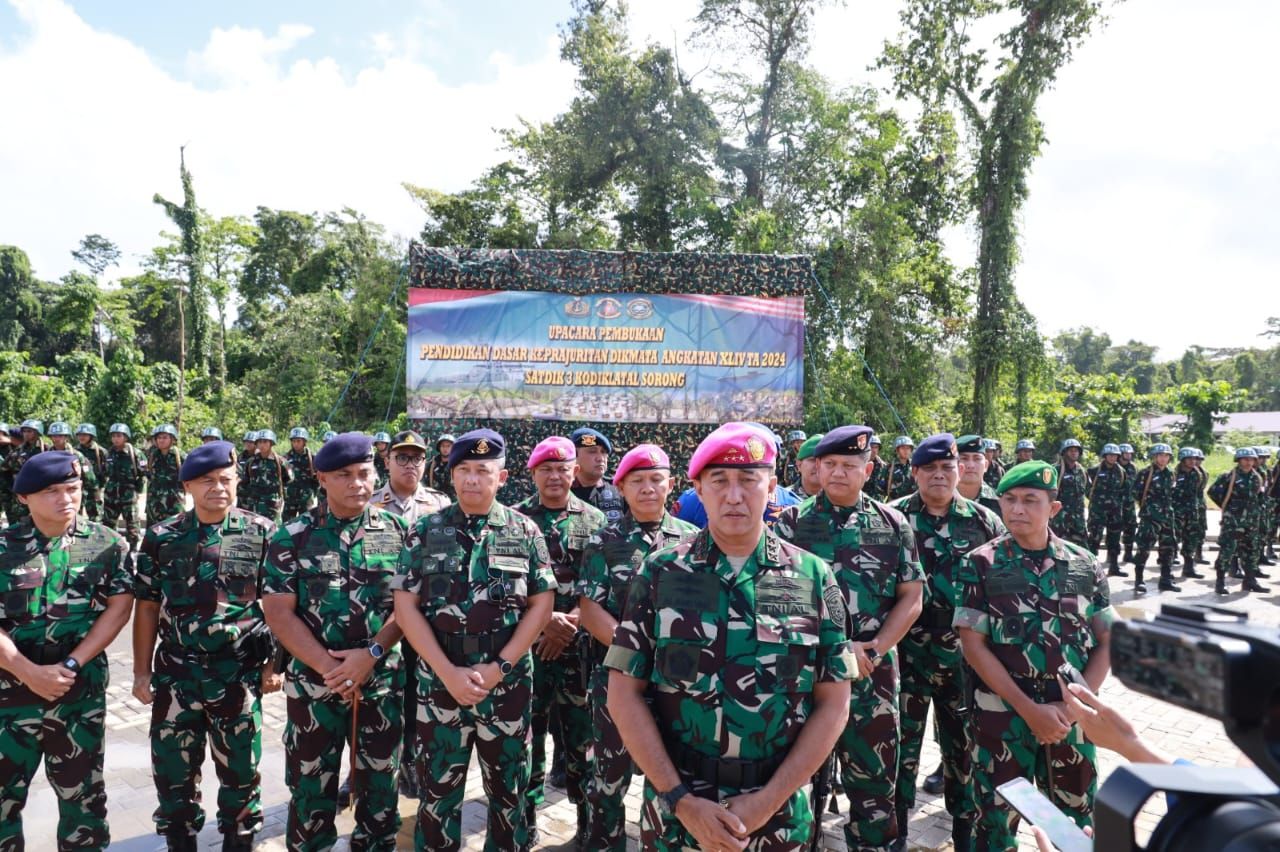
[406,289,803,424]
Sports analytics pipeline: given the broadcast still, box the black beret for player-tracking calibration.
[912,433,958,466]
[14,450,81,495]
[955,434,985,455]
[390,430,428,452]
[314,432,375,472]
[814,425,874,458]
[570,427,612,453]
[448,429,505,469]
[180,441,237,481]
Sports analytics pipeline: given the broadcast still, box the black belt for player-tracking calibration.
[916,607,955,631]
[435,626,515,665]
[670,743,789,792]
[16,639,75,665]
[1010,675,1063,703]
[852,630,878,643]
[161,642,240,662]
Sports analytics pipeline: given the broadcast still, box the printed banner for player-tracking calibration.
[407,289,804,423]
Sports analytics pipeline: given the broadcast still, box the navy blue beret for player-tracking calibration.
[314,432,375,472]
[180,441,237,482]
[448,429,505,469]
[814,425,874,457]
[570,427,612,453]
[912,433,958,466]
[14,450,81,495]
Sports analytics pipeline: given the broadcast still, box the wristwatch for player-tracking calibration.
[495,657,514,679]
[657,783,689,817]
[368,642,385,661]
[62,657,80,675]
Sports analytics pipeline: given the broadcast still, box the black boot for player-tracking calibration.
[1158,559,1182,593]
[1197,545,1210,565]
[1181,554,1204,579]
[1107,551,1127,577]
[222,833,254,852]
[1243,573,1270,593]
[952,816,974,852]
[1230,557,1244,578]
[1124,544,1135,564]
[574,800,590,848]
[1215,563,1228,595]
[922,762,945,795]
[1133,557,1147,595]
[166,835,198,852]
[889,801,909,852]
[337,773,352,810]
[548,751,567,789]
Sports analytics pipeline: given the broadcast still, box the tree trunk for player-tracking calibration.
[176,287,186,430]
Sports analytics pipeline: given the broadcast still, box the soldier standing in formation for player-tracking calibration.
[1086,443,1129,576]
[245,430,291,523]
[955,435,1003,518]
[394,429,555,851]
[881,436,916,501]
[200,427,223,444]
[1117,443,1139,564]
[236,432,256,508]
[1257,446,1276,566]
[426,434,456,500]
[262,433,408,850]
[781,429,806,489]
[1171,447,1208,580]
[1132,444,1181,594]
[578,444,697,850]
[515,436,607,843]
[283,427,319,521]
[889,434,1005,852]
[868,434,889,499]
[132,441,279,852]
[954,461,1114,849]
[1050,439,1089,549]
[0,425,13,522]
[144,424,184,527]
[103,424,146,549]
[75,423,107,521]
[2,420,50,522]
[367,429,449,799]
[1266,448,1280,564]
[982,440,1005,489]
[1014,439,1035,465]
[789,433,824,499]
[606,422,855,851]
[0,451,133,850]
[1209,446,1268,595]
[775,425,924,851]
[372,432,392,489]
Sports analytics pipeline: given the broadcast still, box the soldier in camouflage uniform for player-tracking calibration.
[982,440,1006,490]
[200,426,223,444]
[244,430,291,523]
[1266,449,1280,566]
[1050,439,1089,549]
[1171,447,1208,580]
[393,429,556,852]
[372,432,391,490]
[578,444,697,850]
[1086,444,1129,576]
[889,435,1006,851]
[775,425,925,851]
[881,435,917,501]
[1256,447,1276,566]
[261,433,408,851]
[954,461,1115,849]
[1118,444,1139,563]
[1014,439,1035,465]
[132,441,279,851]
[514,436,608,842]
[48,423,92,520]
[1133,444,1180,594]
[426,434,456,500]
[0,425,13,522]
[102,424,146,548]
[789,433,823,499]
[781,429,806,489]
[235,432,256,508]
[1,420,50,523]
[1209,447,1268,595]
[75,424,107,521]
[0,451,133,851]
[145,424,185,526]
[956,435,1003,518]
[606,422,855,851]
[283,427,320,521]
[867,434,889,501]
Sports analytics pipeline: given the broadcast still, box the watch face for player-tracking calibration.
[369,643,384,659]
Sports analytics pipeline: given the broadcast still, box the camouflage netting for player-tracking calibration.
[408,245,807,503]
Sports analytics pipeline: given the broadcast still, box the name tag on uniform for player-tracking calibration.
[985,568,1024,596]
[655,571,719,611]
[1060,560,1095,595]
[756,574,815,617]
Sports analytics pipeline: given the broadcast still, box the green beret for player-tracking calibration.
[996,460,1058,495]
[955,434,984,454]
[796,433,824,461]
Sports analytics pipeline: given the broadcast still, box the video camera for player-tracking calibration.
[1096,602,1280,850]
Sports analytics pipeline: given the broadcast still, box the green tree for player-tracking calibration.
[883,0,1109,433]
[202,214,257,402]
[1234,351,1257,391]
[70,234,120,278]
[0,246,43,352]
[1052,326,1111,374]
[1165,379,1246,451]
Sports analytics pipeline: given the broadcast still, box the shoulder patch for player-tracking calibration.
[824,582,847,627]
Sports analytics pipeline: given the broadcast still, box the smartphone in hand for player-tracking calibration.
[997,777,1092,852]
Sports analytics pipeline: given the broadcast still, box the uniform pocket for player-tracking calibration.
[755,615,817,694]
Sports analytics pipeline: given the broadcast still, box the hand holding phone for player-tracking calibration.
[997,777,1093,852]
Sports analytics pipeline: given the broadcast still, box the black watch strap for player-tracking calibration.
[63,657,80,674]
[496,657,514,677]
[661,783,690,813]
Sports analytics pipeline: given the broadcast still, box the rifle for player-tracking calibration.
[809,749,836,852]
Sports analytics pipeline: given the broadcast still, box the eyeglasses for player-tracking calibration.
[393,453,427,467]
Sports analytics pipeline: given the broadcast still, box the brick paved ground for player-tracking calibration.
[19,510,1276,850]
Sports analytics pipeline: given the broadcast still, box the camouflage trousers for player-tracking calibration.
[5,496,30,523]
[283,491,317,522]
[248,495,282,524]
[970,687,1096,849]
[0,689,109,851]
[1122,502,1137,551]
[1135,512,1177,565]
[1085,507,1124,558]
[416,656,534,852]
[586,659,631,851]
[1174,508,1205,559]
[146,487,186,527]
[1217,512,1261,579]
[528,639,591,810]
[640,777,813,850]
[283,689,402,851]
[149,654,263,840]
[81,488,102,521]
[1050,510,1089,550]
[839,650,900,850]
[896,627,973,822]
[101,491,140,546]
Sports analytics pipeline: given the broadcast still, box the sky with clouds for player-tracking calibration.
[1,0,1275,359]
